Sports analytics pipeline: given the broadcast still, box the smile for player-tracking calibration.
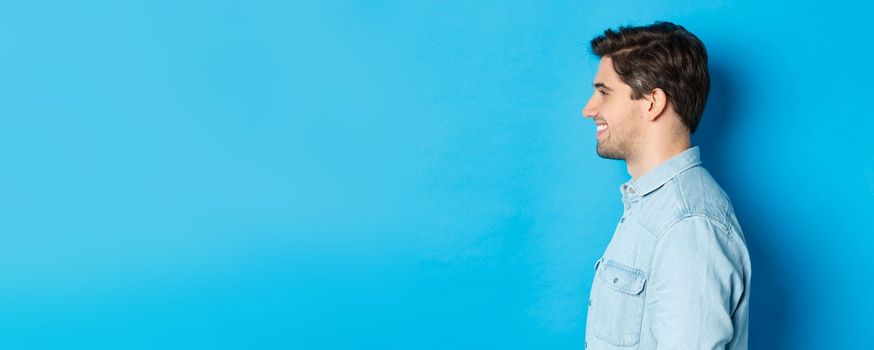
[596,122,608,137]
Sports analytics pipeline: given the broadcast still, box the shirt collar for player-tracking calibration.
[620,146,702,198]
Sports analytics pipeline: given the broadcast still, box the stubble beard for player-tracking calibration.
[596,138,630,160]
[595,111,640,161]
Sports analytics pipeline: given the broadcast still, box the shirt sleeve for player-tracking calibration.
[647,216,745,350]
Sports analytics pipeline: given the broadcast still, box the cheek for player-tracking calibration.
[606,107,636,130]
[603,103,626,122]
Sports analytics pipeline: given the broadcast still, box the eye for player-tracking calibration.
[598,90,607,96]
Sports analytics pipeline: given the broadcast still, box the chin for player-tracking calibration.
[596,143,626,160]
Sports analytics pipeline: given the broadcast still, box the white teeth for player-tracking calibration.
[597,124,608,131]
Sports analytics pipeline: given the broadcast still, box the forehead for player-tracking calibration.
[594,57,620,84]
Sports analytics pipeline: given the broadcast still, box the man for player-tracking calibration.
[581,22,751,349]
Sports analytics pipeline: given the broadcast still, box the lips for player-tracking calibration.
[595,121,608,138]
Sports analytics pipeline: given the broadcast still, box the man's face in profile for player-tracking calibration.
[582,57,643,161]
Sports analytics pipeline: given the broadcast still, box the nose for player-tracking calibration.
[582,95,598,119]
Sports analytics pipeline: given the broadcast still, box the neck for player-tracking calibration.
[626,136,692,181]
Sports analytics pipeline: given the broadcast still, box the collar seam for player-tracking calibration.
[636,161,701,197]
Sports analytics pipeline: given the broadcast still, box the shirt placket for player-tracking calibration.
[620,185,639,224]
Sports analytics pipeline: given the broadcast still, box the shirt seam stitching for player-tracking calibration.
[649,214,744,285]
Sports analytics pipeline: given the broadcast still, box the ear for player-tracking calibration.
[642,88,668,122]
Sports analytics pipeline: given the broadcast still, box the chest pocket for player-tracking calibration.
[591,259,648,346]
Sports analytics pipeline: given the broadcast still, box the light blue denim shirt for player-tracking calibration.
[585,146,751,350]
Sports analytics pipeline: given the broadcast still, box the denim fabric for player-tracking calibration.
[585,147,751,350]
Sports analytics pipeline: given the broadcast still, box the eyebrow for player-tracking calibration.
[594,83,613,91]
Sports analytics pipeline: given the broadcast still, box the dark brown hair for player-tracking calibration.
[591,21,709,133]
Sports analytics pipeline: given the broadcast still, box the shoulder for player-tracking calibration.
[636,165,736,235]
[675,166,734,220]
[650,214,749,281]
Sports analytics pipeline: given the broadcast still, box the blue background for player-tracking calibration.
[1,0,872,348]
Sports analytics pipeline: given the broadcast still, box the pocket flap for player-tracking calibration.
[597,260,647,295]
